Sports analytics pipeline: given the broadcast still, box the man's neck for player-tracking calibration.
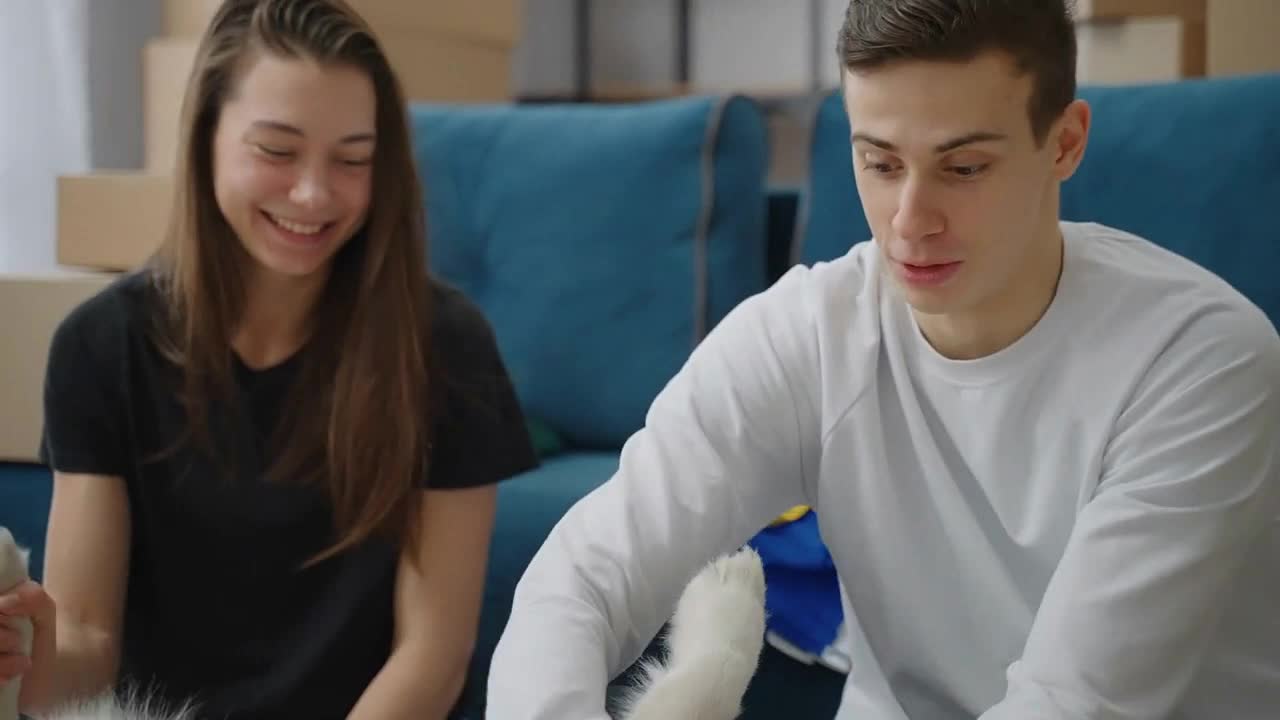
[914,225,1064,361]
[232,265,330,369]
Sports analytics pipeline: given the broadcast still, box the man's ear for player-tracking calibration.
[1051,99,1090,182]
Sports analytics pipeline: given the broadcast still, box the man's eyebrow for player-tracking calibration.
[850,131,1008,153]
[850,132,897,151]
[250,119,375,144]
[934,131,1006,153]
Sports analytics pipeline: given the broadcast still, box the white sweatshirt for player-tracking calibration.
[487,221,1280,719]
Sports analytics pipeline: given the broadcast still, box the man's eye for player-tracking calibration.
[949,164,988,177]
[863,162,897,174]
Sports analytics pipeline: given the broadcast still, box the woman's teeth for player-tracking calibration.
[268,213,325,235]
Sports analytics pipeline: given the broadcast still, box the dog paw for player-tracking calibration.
[666,547,767,663]
[708,547,766,601]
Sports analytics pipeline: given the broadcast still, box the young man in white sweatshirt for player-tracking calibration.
[486,1,1280,718]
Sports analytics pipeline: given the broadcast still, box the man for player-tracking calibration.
[487,1,1280,717]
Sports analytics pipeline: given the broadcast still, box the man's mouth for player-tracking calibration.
[901,260,960,269]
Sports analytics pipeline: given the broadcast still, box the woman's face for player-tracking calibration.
[211,52,377,283]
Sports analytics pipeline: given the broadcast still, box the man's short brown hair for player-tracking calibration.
[837,0,1077,144]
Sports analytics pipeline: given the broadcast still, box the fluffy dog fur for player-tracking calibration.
[612,547,768,720]
[0,527,194,720]
[4,531,767,720]
[1,527,32,720]
[32,690,197,720]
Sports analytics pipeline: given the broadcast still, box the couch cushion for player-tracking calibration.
[465,452,619,713]
[0,463,52,581]
[793,93,873,267]
[1060,72,1280,327]
[795,73,1280,328]
[410,96,770,450]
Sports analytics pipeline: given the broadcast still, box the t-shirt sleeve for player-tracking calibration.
[424,285,538,490]
[38,294,129,477]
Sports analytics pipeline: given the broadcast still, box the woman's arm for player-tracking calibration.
[20,471,131,714]
[347,484,497,720]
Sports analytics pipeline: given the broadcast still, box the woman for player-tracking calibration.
[0,0,537,717]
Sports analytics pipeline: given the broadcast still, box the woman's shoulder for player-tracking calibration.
[428,278,503,368]
[51,267,161,360]
[430,278,492,335]
[423,276,538,487]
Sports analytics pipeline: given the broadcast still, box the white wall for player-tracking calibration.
[0,0,91,272]
[512,0,846,97]
[512,0,576,97]
[86,0,161,169]
[0,0,157,273]
[691,0,812,93]
[591,0,678,93]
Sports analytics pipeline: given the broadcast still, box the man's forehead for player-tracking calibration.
[840,56,1033,145]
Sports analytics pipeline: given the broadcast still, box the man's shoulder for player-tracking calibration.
[1066,222,1280,398]
[755,239,882,319]
[1064,221,1275,337]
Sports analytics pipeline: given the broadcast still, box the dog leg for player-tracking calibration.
[0,527,33,720]
[614,547,767,720]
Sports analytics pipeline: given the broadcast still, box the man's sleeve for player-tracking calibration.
[485,266,826,719]
[980,308,1280,719]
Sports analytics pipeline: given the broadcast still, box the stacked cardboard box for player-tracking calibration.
[58,0,522,272]
[0,271,115,461]
[2,1,522,462]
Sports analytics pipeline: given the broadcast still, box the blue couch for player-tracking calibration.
[4,71,1278,718]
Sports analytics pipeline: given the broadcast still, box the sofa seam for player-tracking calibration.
[692,95,730,346]
[789,94,826,268]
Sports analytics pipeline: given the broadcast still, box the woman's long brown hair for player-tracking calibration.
[150,0,433,566]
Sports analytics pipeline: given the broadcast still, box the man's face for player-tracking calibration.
[841,50,1086,318]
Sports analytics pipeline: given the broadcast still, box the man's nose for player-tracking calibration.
[891,176,944,242]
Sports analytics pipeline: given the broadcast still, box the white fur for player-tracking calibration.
[1,526,33,720]
[38,690,197,720]
[612,547,768,720]
[1,528,193,720]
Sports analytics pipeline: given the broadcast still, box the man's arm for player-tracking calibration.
[981,311,1280,719]
[348,484,497,720]
[486,267,826,719]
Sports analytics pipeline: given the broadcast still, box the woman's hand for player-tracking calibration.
[0,580,57,709]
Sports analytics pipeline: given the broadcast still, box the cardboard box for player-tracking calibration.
[1207,0,1280,77]
[144,33,511,172]
[378,30,512,103]
[0,271,116,462]
[143,38,195,172]
[57,173,173,272]
[162,0,523,48]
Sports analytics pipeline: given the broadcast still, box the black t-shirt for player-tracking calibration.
[38,269,538,719]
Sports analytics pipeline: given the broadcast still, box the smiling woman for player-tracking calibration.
[213,57,377,285]
[0,1,538,719]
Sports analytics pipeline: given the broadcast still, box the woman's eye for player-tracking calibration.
[257,145,293,158]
